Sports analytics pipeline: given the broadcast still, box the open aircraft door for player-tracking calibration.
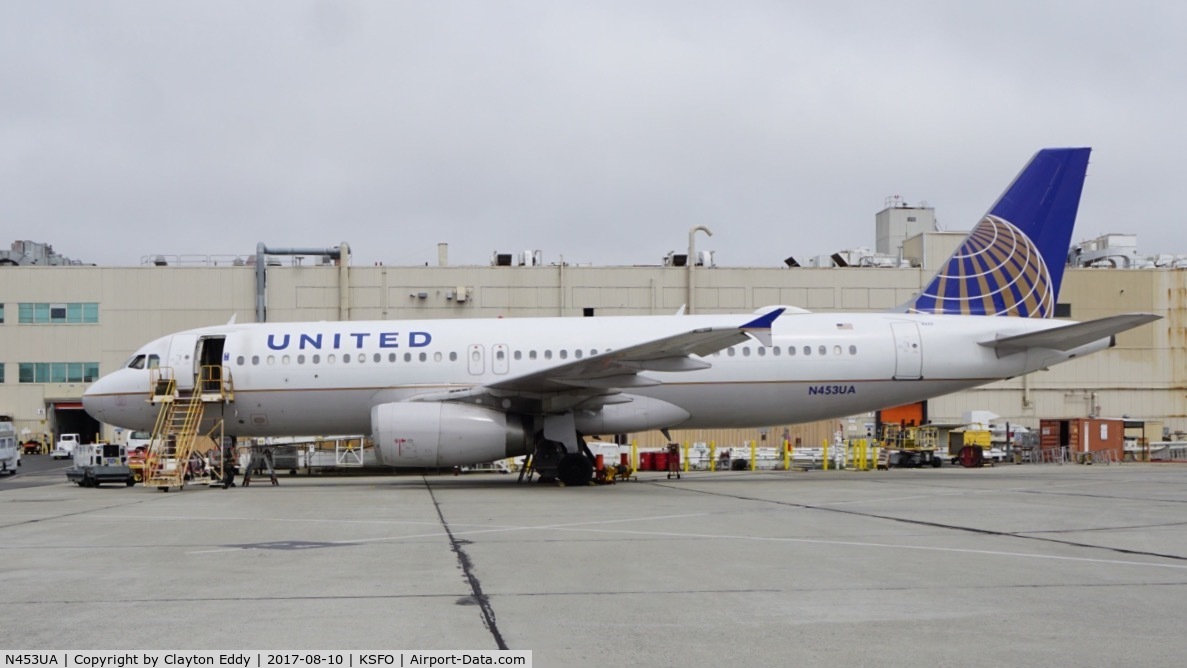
[166,333,200,390]
[891,322,922,380]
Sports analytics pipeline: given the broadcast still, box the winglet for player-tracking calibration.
[741,308,784,347]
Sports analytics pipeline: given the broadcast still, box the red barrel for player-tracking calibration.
[620,453,630,468]
[641,451,655,471]
[654,451,669,471]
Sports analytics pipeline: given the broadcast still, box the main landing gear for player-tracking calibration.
[522,436,596,487]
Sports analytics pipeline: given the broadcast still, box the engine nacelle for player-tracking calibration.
[574,395,690,434]
[371,402,529,467]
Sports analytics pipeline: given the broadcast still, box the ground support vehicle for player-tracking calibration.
[0,421,20,475]
[65,442,135,487]
[876,425,943,469]
[52,433,80,460]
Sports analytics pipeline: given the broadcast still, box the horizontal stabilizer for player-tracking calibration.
[979,313,1161,357]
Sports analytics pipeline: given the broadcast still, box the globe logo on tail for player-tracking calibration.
[909,215,1054,317]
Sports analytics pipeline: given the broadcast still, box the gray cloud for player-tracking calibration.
[2,1,1183,267]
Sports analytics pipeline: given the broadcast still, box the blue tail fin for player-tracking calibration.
[905,147,1091,317]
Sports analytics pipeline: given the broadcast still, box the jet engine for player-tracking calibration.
[371,402,530,468]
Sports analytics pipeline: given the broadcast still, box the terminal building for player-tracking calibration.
[1,203,1183,449]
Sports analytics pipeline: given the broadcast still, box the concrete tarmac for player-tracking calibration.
[2,464,1186,667]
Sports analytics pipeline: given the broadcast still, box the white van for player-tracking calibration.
[126,430,152,451]
[1,421,20,475]
[52,433,80,460]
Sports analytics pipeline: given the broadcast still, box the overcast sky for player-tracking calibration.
[2,1,1184,268]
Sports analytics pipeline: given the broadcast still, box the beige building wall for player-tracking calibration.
[2,261,1182,443]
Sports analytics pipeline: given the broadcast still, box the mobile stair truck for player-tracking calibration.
[0,420,20,475]
[65,442,136,487]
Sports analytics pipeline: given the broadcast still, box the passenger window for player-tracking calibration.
[788,346,795,356]
[449,352,457,361]
[282,355,291,365]
[544,350,552,360]
[818,345,826,356]
[802,347,810,356]
[418,352,427,362]
[742,347,751,357]
[298,355,305,364]
[312,354,320,364]
[773,347,781,356]
[849,345,857,355]
[560,350,568,360]
[530,350,538,360]
[251,355,260,365]
[267,355,275,365]
[434,352,442,362]
[358,353,365,363]
[727,348,736,357]
[833,345,842,356]
[575,349,583,359]
[342,354,349,364]
[757,347,766,357]
[497,350,506,360]
[374,353,381,363]
[328,354,336,364]
[514,351,522,360]
[389,353,397,362]
[404,353,412,362]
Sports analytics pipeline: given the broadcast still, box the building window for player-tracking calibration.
[0,363,4,383]
[0,304,5,323]
[18,302,99,324]
[18,362,100,383]
[1055,303,1072,318]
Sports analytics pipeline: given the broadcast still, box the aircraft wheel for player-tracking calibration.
[557,452,593,487]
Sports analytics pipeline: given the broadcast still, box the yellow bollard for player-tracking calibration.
[631,440,639,472]
[709,441,716,472]
[749,439,757,471]
[682,442,690,472]
[783,438,791,471]
[822,438,829,471]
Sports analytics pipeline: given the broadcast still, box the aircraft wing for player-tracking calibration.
[979,313,1160,357]
[409,308,783,410]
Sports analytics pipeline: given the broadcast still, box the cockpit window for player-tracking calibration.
[147,355,160,369]
[127,355,146,370]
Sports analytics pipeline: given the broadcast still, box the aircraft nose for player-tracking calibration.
[82,377,108,420]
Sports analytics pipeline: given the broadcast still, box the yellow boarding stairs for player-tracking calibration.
[143,366,232,491]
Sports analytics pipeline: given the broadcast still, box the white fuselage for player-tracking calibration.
[82,311,1103,437]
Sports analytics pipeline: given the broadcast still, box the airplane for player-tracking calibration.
[82,147,1160,486]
